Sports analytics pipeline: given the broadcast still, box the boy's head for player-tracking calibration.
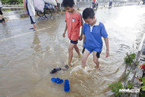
[62,0,75,13]
[82,8,96,25]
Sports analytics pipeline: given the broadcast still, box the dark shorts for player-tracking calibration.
[70,40,78,44]
[109,2,112,6]
[0,8,3,15]
[0,20,2,23]
[96,51,101,58]
[82,47,101,58]
[29,16,35,24]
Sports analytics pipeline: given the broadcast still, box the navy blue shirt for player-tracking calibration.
[83,21,108,52]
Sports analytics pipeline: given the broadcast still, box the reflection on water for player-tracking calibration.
[3,10,62,21]
[3,11,22,20]
[31,32,41,52]
[0,5,145,97]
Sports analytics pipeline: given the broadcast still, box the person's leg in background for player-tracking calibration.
[25,0,37,31]
[30,16,37,31]
[0,15,2,23]
[0,8,5,23]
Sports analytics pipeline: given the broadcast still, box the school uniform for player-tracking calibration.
[83,20,108,57]
[65,11,83,44]
[25,0,36,24]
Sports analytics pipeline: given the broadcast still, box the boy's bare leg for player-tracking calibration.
[82,49,90,69]
[33,23,37,31]
[93,51,100,70]
[74,44,81,57]
[2,15,4,19]
[68,43,75,66]
[2,15,5,23]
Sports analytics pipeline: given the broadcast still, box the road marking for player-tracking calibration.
[0,31,33,42]
[0,28,46,42]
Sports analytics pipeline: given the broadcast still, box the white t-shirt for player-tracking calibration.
[25,0,35,16]
[0,0,2,8]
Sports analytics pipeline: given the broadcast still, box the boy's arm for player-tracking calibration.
[23,0,27,15]
[79,13,84,40]
[79,24,84,40]
[104,37,109,58]
[83,35,86,47]
[64,12,67,34]
[80,23,84,37]
[63,23,67,37]
[64,23,67,33]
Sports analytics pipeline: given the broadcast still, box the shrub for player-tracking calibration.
[109,82,123,97]
[124,53,136,65]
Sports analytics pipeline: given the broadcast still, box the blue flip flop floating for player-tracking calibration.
[64,79,70,92]
[51,78,63,84]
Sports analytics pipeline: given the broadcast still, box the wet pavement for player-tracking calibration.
[0,5,145,97]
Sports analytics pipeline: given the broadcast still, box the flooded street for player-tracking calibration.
[0,5,145,97]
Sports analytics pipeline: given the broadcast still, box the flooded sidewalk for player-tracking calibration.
[0,5,145,97]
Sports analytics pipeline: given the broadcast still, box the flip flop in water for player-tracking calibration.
[51,77,63,84]
[62,65,69,70]
[29,28,35,31]
[50,68,61,74]
[64,79,70,92]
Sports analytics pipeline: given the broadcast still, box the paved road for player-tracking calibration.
[0,4,145,97]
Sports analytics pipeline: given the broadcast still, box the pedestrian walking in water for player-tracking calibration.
[82,8,109,71]
[138,0,141,5]
[62,0,83,69]
[0,0,5,23]
[109,0,113,8]
[23,0,37,31]
[92,0,98,9]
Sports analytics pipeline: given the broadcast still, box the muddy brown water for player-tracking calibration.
[0,5,145,97]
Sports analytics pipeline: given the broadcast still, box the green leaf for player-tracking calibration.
[124,53,136,64]
[108,82,123,97]
[141,86,145,91]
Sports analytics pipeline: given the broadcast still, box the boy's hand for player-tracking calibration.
[55,6,58,9]
[63,32,66,38]
[79,36,82,40]
[106,50,109,58]
[25,12,27,16]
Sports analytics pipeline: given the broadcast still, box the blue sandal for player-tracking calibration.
[51,78,63,84]
[64,79,70,92]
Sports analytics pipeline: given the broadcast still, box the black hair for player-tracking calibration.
[62,0,74,7]
[82,8,95,19]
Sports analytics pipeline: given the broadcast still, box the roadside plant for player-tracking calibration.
[127,82,133,89]
[109,82,123,97]
[136,77,142,81]
[141,77,145,91]
[124,53,136,65]
[138,63,145,70]
[123,70,131,81]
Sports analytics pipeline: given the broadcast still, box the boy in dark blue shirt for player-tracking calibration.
[82,8,109,70]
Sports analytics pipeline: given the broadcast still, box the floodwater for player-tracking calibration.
[0,5,145,97]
